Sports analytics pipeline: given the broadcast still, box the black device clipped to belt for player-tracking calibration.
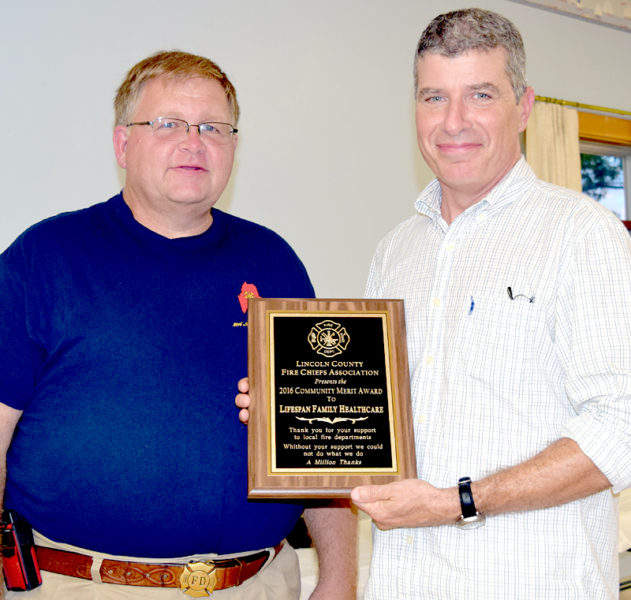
[1,509,43,591]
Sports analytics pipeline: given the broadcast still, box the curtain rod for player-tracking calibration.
[535,95,631,119]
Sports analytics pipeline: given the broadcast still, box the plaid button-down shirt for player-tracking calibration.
[364,158,631,599]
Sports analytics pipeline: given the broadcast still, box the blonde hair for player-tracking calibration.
[114,50,239,126]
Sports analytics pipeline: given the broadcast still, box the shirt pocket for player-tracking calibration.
[451,294,549,402]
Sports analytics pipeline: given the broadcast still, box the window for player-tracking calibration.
[579,112,631,228]
[580,142,630,220]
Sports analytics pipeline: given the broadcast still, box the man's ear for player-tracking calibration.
[518,86,535,133]
[113,125,129,169]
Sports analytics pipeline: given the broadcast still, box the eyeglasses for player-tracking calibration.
[126,117,238,145]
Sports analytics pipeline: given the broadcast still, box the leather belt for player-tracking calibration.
[35,543,283,597]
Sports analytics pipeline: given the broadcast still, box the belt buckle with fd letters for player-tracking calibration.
[179,562,218,597]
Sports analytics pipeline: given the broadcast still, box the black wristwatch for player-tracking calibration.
[456,476,486,529]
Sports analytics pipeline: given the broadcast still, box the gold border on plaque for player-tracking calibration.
[268,311,399,475]
[247,298,416,498]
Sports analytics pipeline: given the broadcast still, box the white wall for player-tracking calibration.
[2,0,630,296]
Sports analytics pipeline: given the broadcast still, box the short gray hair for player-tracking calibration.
[414,8,527,102]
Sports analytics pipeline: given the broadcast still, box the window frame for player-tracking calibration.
[578,112,631,226]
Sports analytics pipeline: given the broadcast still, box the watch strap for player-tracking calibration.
[458,476,477,519]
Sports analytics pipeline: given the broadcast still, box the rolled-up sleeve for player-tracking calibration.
[559,215,631,492]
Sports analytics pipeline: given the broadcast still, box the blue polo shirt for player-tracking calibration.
[0,194,314,557]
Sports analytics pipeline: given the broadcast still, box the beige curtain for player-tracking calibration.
[525,101,582,192]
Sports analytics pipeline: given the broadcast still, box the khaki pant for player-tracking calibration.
[5,532,301,600]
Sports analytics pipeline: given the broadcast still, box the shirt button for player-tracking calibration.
[406,536,413,545]
[432,297,441,307]
[425,356,434,365]
[417,415,426,425]
[445,243,455,252]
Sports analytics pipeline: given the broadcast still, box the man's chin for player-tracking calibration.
[166,191,217,209]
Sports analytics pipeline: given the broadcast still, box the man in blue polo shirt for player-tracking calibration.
[0,50,356,599]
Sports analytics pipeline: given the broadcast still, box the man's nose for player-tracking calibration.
[180,124,206,150]
[443,99,471,135]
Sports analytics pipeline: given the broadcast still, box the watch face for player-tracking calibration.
[456,513,486,530]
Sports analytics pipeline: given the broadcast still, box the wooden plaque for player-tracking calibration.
[247,298,416,498]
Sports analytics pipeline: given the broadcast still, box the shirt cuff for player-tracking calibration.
[563,412,631,494]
